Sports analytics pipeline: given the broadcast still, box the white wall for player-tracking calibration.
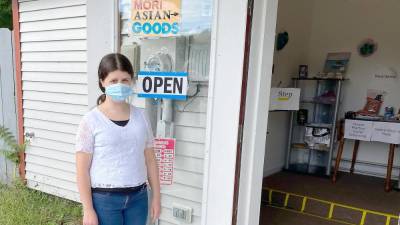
[264,0,400,178]
[263,0,315,176]
[20,0,88,201]
[307,0,400,177]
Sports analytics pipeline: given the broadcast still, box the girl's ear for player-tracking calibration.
[100,79,105,88]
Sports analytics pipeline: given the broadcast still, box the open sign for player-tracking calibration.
[137,71,188,100]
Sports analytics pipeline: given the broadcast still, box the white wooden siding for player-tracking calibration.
[19,0,87,202]
[121,16,209,224]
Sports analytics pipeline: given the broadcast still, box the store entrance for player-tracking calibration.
[254,1,400,225]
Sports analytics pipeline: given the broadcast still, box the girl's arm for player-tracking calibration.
[145,148,161,223]
[76,152,98,225]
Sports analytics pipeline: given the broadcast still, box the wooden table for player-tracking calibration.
[332,119,399,192]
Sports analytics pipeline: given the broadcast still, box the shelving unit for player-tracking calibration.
[285,77,346,176]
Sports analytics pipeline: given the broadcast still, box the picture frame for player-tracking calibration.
[299,65,308,78]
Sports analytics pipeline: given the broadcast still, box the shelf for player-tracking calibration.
[286,73,344,176]
[291,143,330,152]
[295,123,333,129]
[300,99,335,105]
[292,77,348,81]
[287,164,328,176]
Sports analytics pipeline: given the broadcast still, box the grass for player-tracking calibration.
[0,181,83,225]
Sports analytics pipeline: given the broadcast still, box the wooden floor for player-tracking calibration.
[260,171,400,225]
[260,205,341,225]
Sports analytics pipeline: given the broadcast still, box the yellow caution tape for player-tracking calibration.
[263,187,399,225]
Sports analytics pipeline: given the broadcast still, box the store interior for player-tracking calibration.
[259,1,400,225]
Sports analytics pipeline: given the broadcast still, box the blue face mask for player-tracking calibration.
[105,83,133,102]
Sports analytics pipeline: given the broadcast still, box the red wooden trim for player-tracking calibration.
[231,0,254,224]
[12,0,26,183]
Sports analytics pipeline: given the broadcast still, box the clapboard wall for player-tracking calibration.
[121,15,208,225]
[0,28,18,185]
[19,0,87,201]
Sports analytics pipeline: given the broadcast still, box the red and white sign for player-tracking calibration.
[154,138,176,185]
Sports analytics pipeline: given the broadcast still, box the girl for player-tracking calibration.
[75,53,161,225]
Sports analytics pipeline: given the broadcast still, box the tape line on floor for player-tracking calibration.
[263,187,399,225]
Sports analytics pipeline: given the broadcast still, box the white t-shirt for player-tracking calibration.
[75,104,154,188]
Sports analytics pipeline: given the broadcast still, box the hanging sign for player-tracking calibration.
[269,88,300,111]
[371,122,400,144]
[131,0,181,37]
[137,71,188,100]
[344,120,374,141]
[154,138,175,185]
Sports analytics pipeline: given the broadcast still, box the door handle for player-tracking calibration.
[25,132,35,138]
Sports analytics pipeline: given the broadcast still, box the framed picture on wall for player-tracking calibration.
[323,52,351,74]
[299,65,308,78]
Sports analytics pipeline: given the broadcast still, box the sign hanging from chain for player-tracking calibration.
[137,71,188,100]
[131,0,182,37]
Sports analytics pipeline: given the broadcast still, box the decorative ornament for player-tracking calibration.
[358,39,377,57]
[276,31,289,51]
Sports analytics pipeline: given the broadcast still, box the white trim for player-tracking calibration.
[236,0,278,225]
[201,0,249,224]
[113,0,120,52]
[87,0,117,109]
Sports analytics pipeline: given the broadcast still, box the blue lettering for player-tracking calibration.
[152,22,162,34]
[171,22,179,34]
[142,22,152,34]
[161,23,172,34]
[131,22,179,35]
[132,22,142,33]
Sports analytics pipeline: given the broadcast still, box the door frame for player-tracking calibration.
[87,0,253,224]
[235,0,279,224]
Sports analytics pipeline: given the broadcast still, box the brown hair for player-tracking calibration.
[97,53,134,105]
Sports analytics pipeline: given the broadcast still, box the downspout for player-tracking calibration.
[12,0,26,183]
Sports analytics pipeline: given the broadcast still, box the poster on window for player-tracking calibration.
[154,138,176,185]
[121,0,213,36]
[130,0,182,37]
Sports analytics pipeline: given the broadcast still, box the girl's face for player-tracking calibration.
[100,70,133,88]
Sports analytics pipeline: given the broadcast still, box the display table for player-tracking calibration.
[332,119,399,192]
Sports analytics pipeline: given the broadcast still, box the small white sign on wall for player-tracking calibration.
[269,88,300,111]
[344,120,374,141]
[371,122,400,144]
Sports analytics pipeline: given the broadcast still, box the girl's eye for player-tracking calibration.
[110,80,117,84]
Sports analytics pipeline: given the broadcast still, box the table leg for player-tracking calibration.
[385,144,395,192]
[332,139,345,183]
[350,140,360,174]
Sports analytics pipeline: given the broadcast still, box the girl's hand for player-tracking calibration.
[150,196,161,223]
[83,208,98,225]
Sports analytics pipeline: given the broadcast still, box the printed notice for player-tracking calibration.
[154,138,176,185]
[371,122,400,144]
[344,120,374,141]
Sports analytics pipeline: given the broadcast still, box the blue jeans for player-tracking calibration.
[92,186,148,225]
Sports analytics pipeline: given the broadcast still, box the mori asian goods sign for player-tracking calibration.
[137,71,188,100]
[131,0,182,36]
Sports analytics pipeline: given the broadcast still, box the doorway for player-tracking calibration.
[238,1,400,225]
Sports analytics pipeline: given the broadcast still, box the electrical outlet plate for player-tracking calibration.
[172,204,193,223]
